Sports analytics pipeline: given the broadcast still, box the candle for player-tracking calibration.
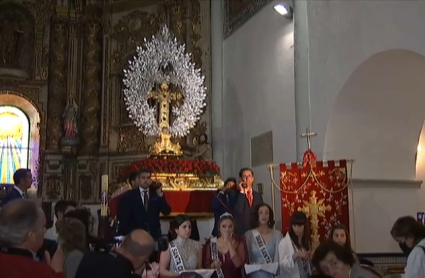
[101,175,108,216]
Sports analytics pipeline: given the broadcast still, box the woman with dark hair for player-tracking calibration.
[330,224,358,263]
[56,217,87,278]
[244,203,282,278]
[312,241,378,278]
[278,211,312,278]
[211,177,238,236]
[159,214,202,277]
[391,216,425,277]
[203,213,247,278]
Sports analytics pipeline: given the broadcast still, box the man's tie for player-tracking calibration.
[22,192,27,199]
[143,190,149,211]
[247,190,253,207]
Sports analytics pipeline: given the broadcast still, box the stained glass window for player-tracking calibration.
[0,106,29,184]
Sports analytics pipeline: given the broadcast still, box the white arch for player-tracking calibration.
[324,49,425,180]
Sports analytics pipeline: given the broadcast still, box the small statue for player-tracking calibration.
[63,98,78,138]
[192,133,212,161]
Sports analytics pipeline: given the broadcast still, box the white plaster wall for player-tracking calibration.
[299,1,425,252]
[325,50,425,180]
[348,180,421,253]
[301,1,425,169]
[222,0,296,220]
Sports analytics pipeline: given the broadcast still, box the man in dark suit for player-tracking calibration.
[117,169,171,240]
[2,168,32,207]
[234,167,263,236]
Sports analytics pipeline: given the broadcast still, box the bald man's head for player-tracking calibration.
[120,229,154,259]
[0,199,46,252]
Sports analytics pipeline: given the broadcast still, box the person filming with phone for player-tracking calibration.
[233,167,263,236]
[117,169,171,261]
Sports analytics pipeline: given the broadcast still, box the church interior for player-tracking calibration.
[1,0,425,277]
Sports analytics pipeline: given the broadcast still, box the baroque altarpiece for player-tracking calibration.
[0,0,212,204]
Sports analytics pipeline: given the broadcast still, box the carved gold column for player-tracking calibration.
[47,18,68,151]
[80,20,101,155]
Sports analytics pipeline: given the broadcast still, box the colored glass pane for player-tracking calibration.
[0,106,29,184]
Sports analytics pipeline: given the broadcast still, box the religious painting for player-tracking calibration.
[224,0,274,38]
[0,106,30,185]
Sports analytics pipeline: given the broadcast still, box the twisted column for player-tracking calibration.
[47,20,68,151]
[80,21,101,154]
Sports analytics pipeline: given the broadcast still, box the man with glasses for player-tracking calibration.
[234,167,264,235]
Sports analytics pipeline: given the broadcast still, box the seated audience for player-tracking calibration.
[312,241,378,278]
[245,204,282,278]
[391,216,425,277]
[64,209,96,248]
[203,212,247,278]
[45,200,77,241]
[279,211,312,277]
[0,199,65,278]
[159,214,202,277]
[75,229,158,278]
[56,217,87,278]
[330,224,359,263]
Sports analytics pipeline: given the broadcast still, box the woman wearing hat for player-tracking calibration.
[278,211,312,278]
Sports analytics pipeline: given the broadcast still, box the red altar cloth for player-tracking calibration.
[280,160,350,248]
[109,190,215,218]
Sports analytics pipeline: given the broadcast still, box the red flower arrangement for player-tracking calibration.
[117,158,221,181]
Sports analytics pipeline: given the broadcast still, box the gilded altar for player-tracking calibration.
[0,0,213,204]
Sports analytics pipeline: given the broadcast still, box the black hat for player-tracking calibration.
[291,211,307,225]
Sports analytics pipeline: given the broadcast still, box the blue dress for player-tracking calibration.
[244,229,283,278]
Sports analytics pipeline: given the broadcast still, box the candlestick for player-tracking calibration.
[101,175,108,216]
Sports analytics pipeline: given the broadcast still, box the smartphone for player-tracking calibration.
[150,182,162,190]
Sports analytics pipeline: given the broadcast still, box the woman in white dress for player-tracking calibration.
[278,211,312,278]
[159,214,202,278]
[244,203,283,278]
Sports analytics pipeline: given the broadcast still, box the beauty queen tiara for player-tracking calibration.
[220,212,233,219]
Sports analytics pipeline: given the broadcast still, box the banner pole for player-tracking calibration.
[268,165,276,220]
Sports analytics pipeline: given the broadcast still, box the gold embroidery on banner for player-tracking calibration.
[298,191,332,250]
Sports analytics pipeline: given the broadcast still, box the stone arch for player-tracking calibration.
[0,92,41,187]
[324,49,425,180]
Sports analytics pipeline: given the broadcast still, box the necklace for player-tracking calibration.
[348,267,352,278]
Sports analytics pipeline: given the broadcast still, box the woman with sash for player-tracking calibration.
[203,212,247,278]
[159,214,202,277]
[278,211,312,278]
[244,204,283,278]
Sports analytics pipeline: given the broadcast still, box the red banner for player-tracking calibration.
[280,160,349,249]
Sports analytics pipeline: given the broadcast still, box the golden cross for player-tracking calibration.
[298,190,331,249]
[301,128,317,150]
[147,83,183,130]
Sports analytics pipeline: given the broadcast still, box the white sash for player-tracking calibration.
[170,241,185,272]
[210,237,225,278]
[252,229,272,264]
